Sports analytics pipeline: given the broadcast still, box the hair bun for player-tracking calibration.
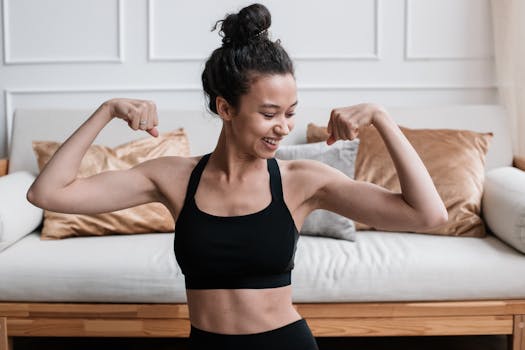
[216,3,271,47]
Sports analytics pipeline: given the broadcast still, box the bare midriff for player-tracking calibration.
[186,284,302,334]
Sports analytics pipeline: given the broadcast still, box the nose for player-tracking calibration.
[275,118,290,136]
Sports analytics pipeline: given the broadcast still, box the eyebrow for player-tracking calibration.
[259,101,298,109]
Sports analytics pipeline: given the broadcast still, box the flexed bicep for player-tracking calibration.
[27,159,162,215]
[313,162,424,232]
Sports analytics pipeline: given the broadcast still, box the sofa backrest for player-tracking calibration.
[8,105,513,175]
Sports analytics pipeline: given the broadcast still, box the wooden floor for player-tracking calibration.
[12,334,509,350]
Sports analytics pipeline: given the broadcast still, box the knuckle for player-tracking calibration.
[139,101,148,110]
[129,106,138,116]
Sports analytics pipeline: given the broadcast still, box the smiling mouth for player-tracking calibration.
[262,137,279,145]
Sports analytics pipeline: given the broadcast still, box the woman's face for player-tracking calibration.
[229,73,297,158]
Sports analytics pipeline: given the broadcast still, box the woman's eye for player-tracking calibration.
[261,113,275,118]
[286,113,295,118]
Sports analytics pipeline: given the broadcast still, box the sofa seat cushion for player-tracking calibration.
[1,231,524,303]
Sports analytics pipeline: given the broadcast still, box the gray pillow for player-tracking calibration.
[275,140,360,241]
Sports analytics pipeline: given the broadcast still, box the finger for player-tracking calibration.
[349,112,366,140]
[331,113,343,143]
[347,115,362,140]
[336,112,350,140]
[345,117,361,140]
[144,120,153,132]
[340,124,351,140]
[145,115,159,137]
[138,106,149,131]
[129,107,142,130]
[326,114,334,144]
[145,102,155,131]
[152,110,159,127]
[148,126,159,137]
[139,119,147,131]
[123,107,132,124]
[327,124,338,145]
[145,102,158,137]
[326,111,334,136]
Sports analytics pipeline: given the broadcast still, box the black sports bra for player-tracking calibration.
[174,153,299,289]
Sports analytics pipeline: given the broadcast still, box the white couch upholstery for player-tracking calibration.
[1,105,525,304]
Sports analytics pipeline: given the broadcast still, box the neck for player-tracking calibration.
[207,127,268,182]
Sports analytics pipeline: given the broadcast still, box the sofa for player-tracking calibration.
[0,105,525,350]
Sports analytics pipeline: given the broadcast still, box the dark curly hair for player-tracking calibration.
[201,3,295,115]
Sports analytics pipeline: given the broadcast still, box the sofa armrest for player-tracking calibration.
[0,158,8,177]
[482,167,525,254]
[514,156,525,171]
[0,171,43,252]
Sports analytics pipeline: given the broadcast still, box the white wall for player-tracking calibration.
[0,0,496,158]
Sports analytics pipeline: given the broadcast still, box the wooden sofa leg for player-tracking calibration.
[0,317,13,350]
[509,315,525,350]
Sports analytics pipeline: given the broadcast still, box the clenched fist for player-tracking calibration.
[326,103,387,145]
[105,98,159,137]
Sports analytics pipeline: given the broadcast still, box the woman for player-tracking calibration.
[27,3,447,350]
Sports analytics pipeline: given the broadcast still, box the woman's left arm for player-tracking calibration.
[314,103,448,231]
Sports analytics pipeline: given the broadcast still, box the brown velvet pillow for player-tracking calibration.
[306,123,493,237]
[32,129,189,240]
[307,122,331,143]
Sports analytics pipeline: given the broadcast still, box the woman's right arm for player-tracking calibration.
[26,98,162,214]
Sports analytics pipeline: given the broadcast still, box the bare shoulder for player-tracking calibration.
[275,158,337,205]
[276,158,338,183]
[137,155,202,214]
[144,155,201,189]
[143,155,199,178]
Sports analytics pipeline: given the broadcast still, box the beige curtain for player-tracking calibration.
[491,0,525,157]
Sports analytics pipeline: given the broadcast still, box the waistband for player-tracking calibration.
[190,318,306,337]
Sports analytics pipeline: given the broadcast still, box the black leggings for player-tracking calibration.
[189,318,319,350]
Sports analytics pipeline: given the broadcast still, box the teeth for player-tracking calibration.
[263,137,277,145]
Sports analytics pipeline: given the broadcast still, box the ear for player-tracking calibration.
[216,96,235,122]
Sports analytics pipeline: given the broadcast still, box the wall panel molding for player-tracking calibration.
[0,1,498,158]
[4,86,201,150]
[404,0,493,61]
[4,82,497,148]
[2,0,124,65]
[147,0,381,62]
